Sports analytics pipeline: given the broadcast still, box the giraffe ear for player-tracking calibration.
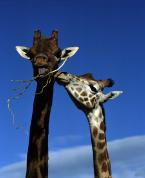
[60,47,79,60]
[16,46,30,60]
[109,91,123,100]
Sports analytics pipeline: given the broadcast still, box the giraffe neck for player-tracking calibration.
[87,105,112,178]
[26,78,54,178]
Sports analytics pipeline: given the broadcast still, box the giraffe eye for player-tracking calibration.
[89,85,98,93]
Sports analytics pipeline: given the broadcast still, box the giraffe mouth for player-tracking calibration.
[38,68,49,76]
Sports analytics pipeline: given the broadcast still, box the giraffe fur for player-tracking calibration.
[55,71,122,178]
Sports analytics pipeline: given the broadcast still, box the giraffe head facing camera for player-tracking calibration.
[16,30,79,81]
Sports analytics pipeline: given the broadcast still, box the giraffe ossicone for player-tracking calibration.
[55,71,122,178]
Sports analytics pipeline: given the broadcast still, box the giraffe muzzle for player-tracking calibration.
[38,68,49,75]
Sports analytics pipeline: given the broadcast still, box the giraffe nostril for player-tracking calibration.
[42,56,47,60]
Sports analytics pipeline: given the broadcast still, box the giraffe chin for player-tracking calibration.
[38,68,49,76]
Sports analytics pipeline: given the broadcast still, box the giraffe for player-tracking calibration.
[55,71,122,178]
[15,30,79,178]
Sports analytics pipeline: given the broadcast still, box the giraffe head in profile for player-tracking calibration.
[56,72,122,178]
[56,72,122,113]
[15,30,79,81]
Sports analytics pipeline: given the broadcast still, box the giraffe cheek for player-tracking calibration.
[76,87,82,92]
[81,91,87,96]
[84,97,88,101]
[86,102,92,108]
[79,97,84,102]
[91,97,96,104]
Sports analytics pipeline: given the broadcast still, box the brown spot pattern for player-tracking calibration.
[100,121,105,131]
[79,97,84,102]
[84,97,88,101]
[76,88,82,92]
[70,87,74,91]
[76,78,80,81]
[90,97,95,104]
[86,102,91,108]
[99,133,105,140]
[89,94,93,98]
[93,127,98,137]
[97,141,105,149]
[102,162,108,172]
[74,92,79,98]
[81,91,87,96]
[98,151,107,164]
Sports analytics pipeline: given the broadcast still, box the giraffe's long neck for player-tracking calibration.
[26,78,54,178]
[87,106,112,178]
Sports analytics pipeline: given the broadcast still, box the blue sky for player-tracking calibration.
[0,0,145,178]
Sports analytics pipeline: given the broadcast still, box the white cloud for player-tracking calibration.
[0,135,145,178]
[0,161,26,178]
[51,134,85,146]
[108,136,145,178]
